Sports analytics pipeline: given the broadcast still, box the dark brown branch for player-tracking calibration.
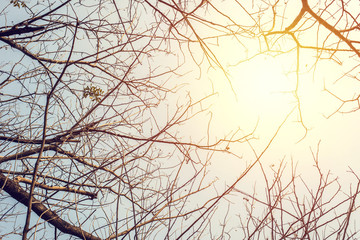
[0,145,57,164]
[0,135,79,145]
[0,172,101,240]
[0,26,45,37]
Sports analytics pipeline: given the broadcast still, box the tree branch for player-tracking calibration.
[15,176,97,199]
[301,0,360,58]
[0,145,57,164]
[0,172,101,240]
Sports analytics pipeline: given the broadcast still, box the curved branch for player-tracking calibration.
[285,8,306,32]
[0,172,100,240]
[302,0,360,58]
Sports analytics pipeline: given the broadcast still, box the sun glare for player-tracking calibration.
[205,52,309,182]
[234,55,294,114]
[210,54,297,143]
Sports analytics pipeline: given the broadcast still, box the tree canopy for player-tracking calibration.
[1,0,360,239]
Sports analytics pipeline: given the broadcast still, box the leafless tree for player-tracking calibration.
[1,0,360,239]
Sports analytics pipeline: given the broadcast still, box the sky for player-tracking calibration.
[2,0,360,238]
[177,0,360,179]
[166,0,360,236]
